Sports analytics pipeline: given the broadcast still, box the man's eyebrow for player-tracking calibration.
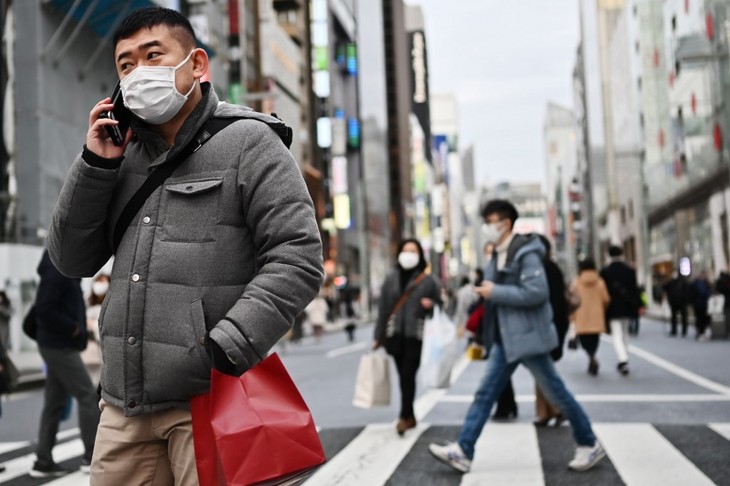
[116,40,163,63]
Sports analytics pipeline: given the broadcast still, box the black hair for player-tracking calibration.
[396,238,427,272]
[608,245,624,257]
[474,269,484,285]
[481,199,519,225]
[579,258,597,272]
[459,276,470,287]
[113,7,196,51]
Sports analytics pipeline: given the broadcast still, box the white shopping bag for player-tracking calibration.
[352,352,391,408]
[419,307,459,389]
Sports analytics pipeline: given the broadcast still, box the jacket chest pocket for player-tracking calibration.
[160,178,223,242]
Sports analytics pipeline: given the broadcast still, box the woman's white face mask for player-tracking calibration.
[398,252,420,270]
[120,50,196,125]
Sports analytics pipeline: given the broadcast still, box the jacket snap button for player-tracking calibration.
[132,274,140,282]
[128,336,136,345]
[142,216,151,224]
[127,400,137,409]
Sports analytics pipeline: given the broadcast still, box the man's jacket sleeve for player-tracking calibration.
[47,154,118,277]
[208,126,324,376]
[490,252,549,307]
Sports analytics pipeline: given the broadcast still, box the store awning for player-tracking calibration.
[46,0,215,58]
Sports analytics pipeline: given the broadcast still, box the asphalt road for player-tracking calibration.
[1,317,729,485]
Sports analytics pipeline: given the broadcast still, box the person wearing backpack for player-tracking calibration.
[429,200,603,474]
[46,7,323,483]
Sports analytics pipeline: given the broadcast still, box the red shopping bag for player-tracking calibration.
[191,353,326,486]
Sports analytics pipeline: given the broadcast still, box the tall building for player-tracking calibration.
[544,102,580,278]
[356,0,391,304]
[309,0,366,305]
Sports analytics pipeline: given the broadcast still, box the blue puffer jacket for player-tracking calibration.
[482,234,558,363]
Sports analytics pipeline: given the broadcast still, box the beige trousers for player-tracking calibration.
[90,400,198,486]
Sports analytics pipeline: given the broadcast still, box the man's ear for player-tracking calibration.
[191,48,209,80]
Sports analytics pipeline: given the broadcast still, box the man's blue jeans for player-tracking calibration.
[457,344,596,459]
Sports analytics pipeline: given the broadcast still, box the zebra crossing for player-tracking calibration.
[1,422,728,485]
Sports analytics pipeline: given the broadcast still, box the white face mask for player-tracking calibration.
[398,252,420,270]
[120,50,196,125]
[92,281,109,296]
[482,221,505,244]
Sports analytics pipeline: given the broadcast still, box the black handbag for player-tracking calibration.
[0,353,19,393]
[22,305,37,340]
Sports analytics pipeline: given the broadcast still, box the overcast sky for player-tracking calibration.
[410,1,581,189]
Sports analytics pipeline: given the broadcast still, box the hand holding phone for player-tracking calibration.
[87,82,132,158]
[98,82,132,146]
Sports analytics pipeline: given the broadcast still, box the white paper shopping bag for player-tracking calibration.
[352,352,391,408]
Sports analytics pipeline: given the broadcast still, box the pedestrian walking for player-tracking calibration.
[600,246,641,375]
[305,288,330,343]
[690,271,712,341]
[0,291,12,351]
[571,258,610,376]
[373,238,441,436]
[429,200,604,473]
[46,7,323,484]
[30,251,100,478]
[664,273,690,337]
[533,235,571,426]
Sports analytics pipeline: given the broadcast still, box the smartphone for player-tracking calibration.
[99,81,132,146]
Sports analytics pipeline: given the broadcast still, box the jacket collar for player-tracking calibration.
[131,82,219,168]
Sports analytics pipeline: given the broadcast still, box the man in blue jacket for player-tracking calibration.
[429,200,604,473]
[31,251,100,478]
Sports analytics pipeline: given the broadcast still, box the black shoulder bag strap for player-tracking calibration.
[112,115,291,252]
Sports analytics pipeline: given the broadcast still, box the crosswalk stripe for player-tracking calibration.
[440,393,730,403]
[0,438,84,484]
[304,423,427,486]
[708,423,730,441]
[461,423,544,486]
[593,423,715,486]
[0,442,27,455]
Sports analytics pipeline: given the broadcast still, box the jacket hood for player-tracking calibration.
[509,234,546,262]
[578,270,601,286]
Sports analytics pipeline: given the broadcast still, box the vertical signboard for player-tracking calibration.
[408,30,432,164]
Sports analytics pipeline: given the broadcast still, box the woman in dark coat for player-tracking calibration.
[534,236,570,426]
[373,239,441,436]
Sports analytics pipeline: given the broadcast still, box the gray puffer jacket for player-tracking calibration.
[47,84,324,416]
[374,269,441,342]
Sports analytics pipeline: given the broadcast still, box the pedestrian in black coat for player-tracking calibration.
[31,250,99,478]
[600,246,640,375]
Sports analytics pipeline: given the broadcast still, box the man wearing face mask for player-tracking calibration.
[46,7,323,484]
[429,199,604,474]
[373,239,441,436]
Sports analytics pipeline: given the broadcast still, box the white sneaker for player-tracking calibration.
[568,442,605,471]
[428,441,472,473]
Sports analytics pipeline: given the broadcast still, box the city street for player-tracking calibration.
[0,318,728,485]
